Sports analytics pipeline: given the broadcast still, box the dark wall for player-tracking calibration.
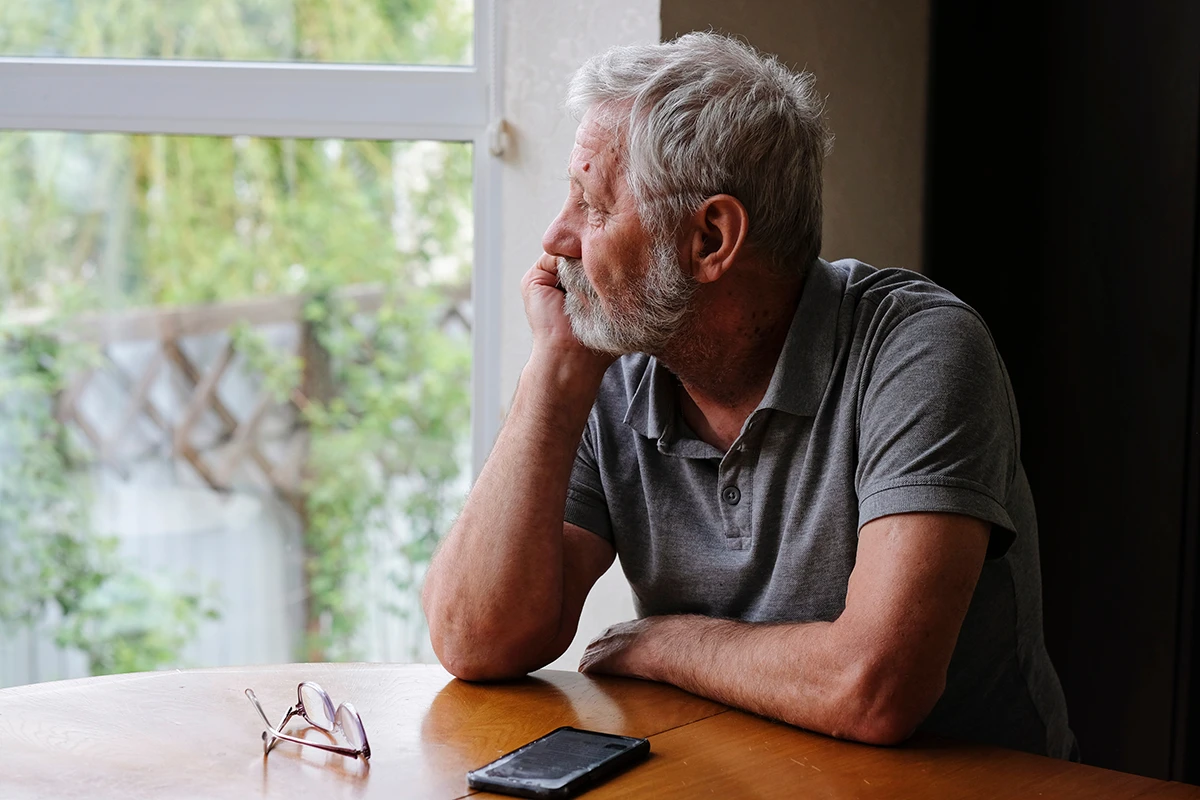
[924,0,1200,780]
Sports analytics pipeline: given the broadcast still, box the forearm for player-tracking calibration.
[422,351,604,678]
[611,615,941,745]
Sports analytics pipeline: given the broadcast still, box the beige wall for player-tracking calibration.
[662,0,930,271]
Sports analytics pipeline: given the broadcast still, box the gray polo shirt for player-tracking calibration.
[564,257,1075,759]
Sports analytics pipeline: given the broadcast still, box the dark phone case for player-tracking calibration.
[465,726,651,799]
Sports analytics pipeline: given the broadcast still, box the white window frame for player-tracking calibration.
[0,1,504,477]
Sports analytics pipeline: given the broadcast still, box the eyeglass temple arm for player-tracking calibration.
[245,689,300,755]
[259,727,366,759]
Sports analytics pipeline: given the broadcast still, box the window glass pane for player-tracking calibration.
[0,0,472,65]
[0,132,472,685]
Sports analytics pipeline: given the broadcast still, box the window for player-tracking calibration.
[0,1,501,684]
[0,1,472,65]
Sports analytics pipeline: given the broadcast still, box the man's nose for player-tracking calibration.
[542,208,581,260]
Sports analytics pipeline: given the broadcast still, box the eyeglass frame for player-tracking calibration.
[245,681,372,761]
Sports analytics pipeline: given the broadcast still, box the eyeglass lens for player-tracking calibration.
[337,703,366,750]
[299,682,337,731]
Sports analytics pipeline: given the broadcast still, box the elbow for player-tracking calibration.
[427,619,526,682]
[841,707,923,747]
[423,588,557,682]
[431,627,548,683]
[437,648,529,683]
[424,604,510,682]
[829,661,945,747]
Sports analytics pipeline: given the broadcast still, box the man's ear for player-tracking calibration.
[684,194,750,284]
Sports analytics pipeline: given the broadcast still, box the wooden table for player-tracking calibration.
[0,663,1195,799]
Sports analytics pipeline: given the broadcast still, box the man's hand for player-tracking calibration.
[521,254,613,375]
[578,617,666,680]
[521,253,574,345]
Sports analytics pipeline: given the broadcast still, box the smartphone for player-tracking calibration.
[466,726,650,799]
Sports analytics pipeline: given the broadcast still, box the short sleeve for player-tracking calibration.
[564,415,614,542]
[856,305,1018,558]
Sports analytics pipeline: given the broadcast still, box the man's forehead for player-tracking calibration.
[569,110,624,178]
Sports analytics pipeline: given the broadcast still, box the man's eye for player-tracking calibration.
[577,199,605,225]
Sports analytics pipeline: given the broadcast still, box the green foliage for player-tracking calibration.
[54,571,220,677]
[1,136,473,314]
[0,0,471,65]
[231,322,303,403]
[0,329,99,624]
[236,285,470,661]
[0,328,218,676]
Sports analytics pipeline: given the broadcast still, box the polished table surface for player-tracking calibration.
[0,663,1196,799]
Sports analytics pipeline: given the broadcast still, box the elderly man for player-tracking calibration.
[421,32,1075,759]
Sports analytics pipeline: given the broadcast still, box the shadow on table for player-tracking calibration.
[256,725,371,796]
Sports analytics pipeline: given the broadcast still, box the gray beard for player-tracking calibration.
[556,240,697,356]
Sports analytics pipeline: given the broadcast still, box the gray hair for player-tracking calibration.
[566,32,833,277]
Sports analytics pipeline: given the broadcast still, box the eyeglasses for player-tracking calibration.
[245,681,371,761]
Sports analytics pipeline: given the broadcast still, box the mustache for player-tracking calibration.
[555,257,594,297]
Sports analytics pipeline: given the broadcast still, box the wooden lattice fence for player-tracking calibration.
[45,286,397,508]
[1,284,469,684]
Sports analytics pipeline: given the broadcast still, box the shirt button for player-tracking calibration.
[722,485,741,505]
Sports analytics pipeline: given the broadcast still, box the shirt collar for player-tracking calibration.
[623,258,843,441]
[758,257,842,417]
[623,354,675,441]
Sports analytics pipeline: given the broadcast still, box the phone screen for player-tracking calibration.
[466,726,650,799]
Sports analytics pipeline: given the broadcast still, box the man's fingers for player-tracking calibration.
[524,253,561,288]
[577,646,602,674]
